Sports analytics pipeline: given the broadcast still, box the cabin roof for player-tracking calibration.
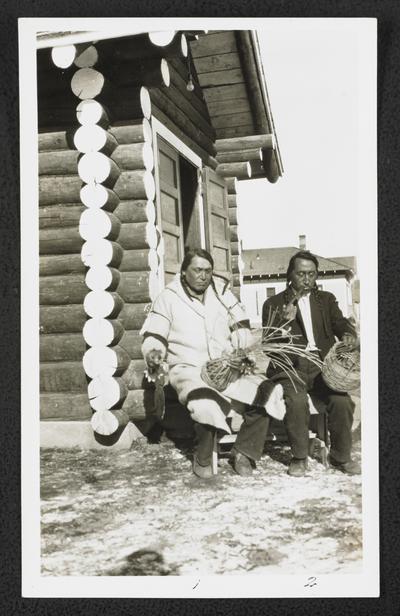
[36,28,149,47]
[36,28,283,182]
[242,247,355,278]
[189,31,283,180]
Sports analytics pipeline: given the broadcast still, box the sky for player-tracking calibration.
[237,20,360,259]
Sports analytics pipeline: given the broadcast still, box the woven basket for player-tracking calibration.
[322,342,360,393]
[201,350,249,392]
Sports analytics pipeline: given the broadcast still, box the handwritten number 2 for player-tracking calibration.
[304,576,317,588]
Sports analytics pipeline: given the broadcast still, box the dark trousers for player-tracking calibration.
[271,356,354,462]
[195,406,270,464]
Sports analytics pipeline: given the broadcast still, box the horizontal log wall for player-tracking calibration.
[40,274,87,305]
[122,389,157,422]
[40,333,87,362]
[37,39,164,428]
[40,393,92,421]
[40,305,87,334]
[118,329,145,359]
[119,248,158,272]
[40,254,86,276]
[109,119,159,426]
[39,176,82,205]
[39,117,91,419]
[123,359,147,390]
[40,361,89,393]
[118,303,150,330]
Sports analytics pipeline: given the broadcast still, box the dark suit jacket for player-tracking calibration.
[262,286,356,361]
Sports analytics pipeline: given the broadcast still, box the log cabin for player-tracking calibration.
[37,29,284,448]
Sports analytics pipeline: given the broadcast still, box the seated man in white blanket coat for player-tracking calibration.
[141,248,283,479]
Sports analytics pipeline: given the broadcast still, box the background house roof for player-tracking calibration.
[328,256,356,271]
[242,247,355,278]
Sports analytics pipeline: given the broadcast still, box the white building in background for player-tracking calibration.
[241,236,359,326]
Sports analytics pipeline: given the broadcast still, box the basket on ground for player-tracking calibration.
[322,341,360,393]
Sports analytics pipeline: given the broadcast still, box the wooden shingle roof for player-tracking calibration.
[189,30,283,182]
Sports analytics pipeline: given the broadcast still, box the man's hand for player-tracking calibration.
[282,297,298,322]
[341,333,359,351]
[146,349,164,370]
[231,327,253,350]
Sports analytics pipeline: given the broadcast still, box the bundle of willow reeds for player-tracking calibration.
[201,306,323,392]
[321,341,360,393]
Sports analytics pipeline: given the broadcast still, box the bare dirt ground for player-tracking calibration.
[40,430,362,577]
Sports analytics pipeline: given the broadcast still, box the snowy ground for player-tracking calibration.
[40,431,362,577]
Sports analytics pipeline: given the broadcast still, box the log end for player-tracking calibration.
[71,68,105,100]
[143,142,154,172]
[91,409,119,435]
[84,290,117,318]
[79,207,116,241]
[143,171,156,201]
[161,59,170,88]
[76,99,109,127]
[74,44,99,69]
[180,34,188,58]
[74,124,108,154]
[51,45,76,69]
[148,31,176,47]
[88,375,127,412]
[143,118,153,144]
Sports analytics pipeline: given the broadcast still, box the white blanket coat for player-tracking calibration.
[141,275,284,432]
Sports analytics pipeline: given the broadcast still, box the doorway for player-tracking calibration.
[156,135,203,285]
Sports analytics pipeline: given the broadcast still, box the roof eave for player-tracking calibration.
[249,31,284,179]
[36,28,152,49]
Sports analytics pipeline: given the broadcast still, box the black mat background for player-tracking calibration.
[1,1,399,614]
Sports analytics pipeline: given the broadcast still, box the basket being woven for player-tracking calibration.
[201,349,253,392]
[322,341,360,393]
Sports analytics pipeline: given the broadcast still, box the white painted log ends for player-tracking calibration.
[65,42,128,430]
[50,33,172,435]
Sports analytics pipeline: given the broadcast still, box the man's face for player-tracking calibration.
[290,258,318,293]
[183,256,213,294]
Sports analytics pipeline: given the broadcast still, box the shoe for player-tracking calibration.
[287,458,308,477]
[329,457,361,475]
[231,452,253,477]
[192,456,214,479]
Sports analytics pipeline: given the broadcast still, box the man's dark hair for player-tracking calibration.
[286,250,319,280]
[180,247,214,273]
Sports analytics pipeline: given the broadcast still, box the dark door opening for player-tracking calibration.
[157,137,201,284]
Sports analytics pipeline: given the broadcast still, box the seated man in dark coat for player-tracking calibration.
[262,250,360,477]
